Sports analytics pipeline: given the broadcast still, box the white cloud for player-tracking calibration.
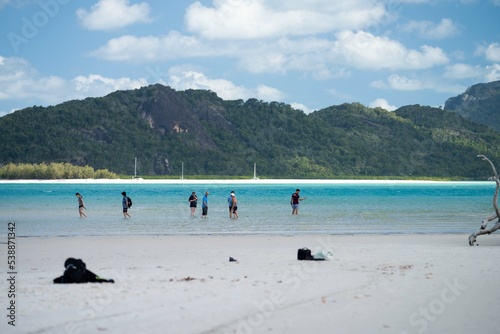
[0,56,65,102]
[484,43,500,62]
[485,64,500,81]
[0,56,147,114]
[167,68,284,102]
[475,43,500,62]
[372,74,466,95]
[290,102,314,114]
[77,0,152,31]
[240,51,287,74]
[312,67,350,80]
[255,84,285,102]
[443,63,484,79]
[168,69,247,100]
[185,0,387,40]
[443,62,500,82]
[401,18,460,39]
[332,31,449,70]
[236,37,338,76]
[387,75,422,91]
[89,31,210,61]
[73,74,147,94]
[369,80,387,90]
[92,30,449,75]
[90,16,449,77]
[370,98,397,111]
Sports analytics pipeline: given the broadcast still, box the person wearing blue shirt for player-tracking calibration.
[202,191,209,218]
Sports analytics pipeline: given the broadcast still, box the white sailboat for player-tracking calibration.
[252,163,259,180]
[133,157,143,180]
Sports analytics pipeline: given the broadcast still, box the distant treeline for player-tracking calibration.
[0,162,118,179]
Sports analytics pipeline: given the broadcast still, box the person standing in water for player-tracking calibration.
[228,191,235,218]
[189,191,198,217]
[122,191,131,218]
[230,192,239,218]
[290,189,307,215]
[201,191,209,218]
[75,193,87,218]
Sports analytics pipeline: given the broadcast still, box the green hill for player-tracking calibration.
[1,83,499,179]
[444,80,500,131]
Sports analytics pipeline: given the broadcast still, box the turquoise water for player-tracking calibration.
[0,181,496,237]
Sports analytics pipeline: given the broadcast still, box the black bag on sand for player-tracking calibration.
[53,258,114,284]
[297,248,325,261]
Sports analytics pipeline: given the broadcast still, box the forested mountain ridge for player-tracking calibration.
[445,80,500,131]
[1,83,499,179]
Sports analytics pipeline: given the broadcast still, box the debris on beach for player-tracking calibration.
[179,276,196,281]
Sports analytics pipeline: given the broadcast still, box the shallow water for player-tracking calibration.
[0,181,495,236]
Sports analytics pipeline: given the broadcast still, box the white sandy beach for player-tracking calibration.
[1,234,499,334]
[0,178,475,184]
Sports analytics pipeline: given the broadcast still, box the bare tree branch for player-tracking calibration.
[469,155,500,245]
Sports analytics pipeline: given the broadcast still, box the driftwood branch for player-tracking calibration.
[469,155,500,245]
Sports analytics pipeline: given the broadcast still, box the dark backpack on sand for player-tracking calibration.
[53,258,114,284]
[297,248,325,261]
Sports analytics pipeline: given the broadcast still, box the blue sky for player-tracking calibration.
[1,0,499,117]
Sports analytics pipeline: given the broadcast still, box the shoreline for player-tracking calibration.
[0,178,491,184]
[2,234,499,333]
[8,232,496,244]
[12,231,481,238]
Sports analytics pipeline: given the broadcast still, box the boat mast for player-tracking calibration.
[134,157,137,178]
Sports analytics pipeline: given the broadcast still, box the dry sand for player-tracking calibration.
[1,234,499,334]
